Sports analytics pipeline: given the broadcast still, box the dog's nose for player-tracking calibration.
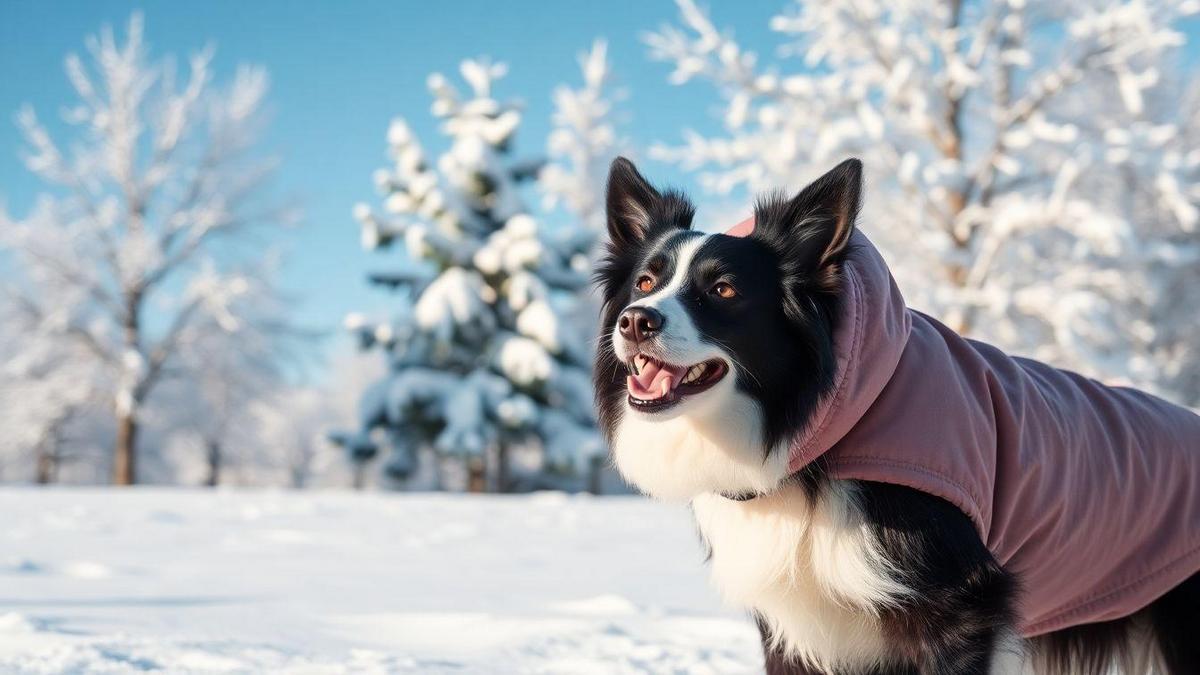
[618,306,665,343]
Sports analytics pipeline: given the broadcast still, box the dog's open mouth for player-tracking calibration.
[625,354,728,412]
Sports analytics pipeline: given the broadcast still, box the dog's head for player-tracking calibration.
[593,157,862,500]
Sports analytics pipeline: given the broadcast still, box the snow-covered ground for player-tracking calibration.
[0,488,762,674]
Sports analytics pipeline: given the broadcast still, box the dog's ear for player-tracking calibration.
[606,157,663,249]
[753,158,862,290]
[792,158,861,270]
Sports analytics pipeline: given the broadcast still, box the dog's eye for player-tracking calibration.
[711,282,737,299]
[635,276,656,293]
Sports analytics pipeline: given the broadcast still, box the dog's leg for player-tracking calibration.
[856,482,1019,675]
[984,629,1028,675]
[757,616,822,675]
[756,615,908,675]
[920,623,1019,675]
[755,612,932,675]
[761,647,825,675]
[1148,571,1200,674]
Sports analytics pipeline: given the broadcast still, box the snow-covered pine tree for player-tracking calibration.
[339,46,617,492]
[647,0,1200,405]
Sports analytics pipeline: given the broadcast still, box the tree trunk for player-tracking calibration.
[352,462,367,490]
[494,443,510,493]
[35,442,55,485]
[290,464,307,489]
[205,439,221,487]
[938,0,975,336]
[467,456,486,493]
[114,410,137,485]
[115,288,144,487]
[587,455,604,495]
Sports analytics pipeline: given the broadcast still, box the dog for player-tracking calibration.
[592,156,1199,674]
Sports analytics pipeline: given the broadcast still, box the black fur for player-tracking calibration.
[594,157,1199,674]
[864,483,1016,674]
[1146,571,1200,672]
[756,483,1014,675]
[594,159,696,442]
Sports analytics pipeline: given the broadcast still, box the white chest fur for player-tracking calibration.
[611,387,791,500]
[691,483,912,672]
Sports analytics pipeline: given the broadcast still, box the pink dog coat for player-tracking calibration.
[731,219,1200,636]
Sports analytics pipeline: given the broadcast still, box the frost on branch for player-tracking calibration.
[0,14,301,484]
[541,40,622,240]
[339,48,621,491]
[647,0,1200,405]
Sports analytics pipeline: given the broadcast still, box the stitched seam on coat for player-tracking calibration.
[825,456,986,534]
[1022,541,1200,635]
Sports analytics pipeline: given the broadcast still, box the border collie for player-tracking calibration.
[592,156,1198,674]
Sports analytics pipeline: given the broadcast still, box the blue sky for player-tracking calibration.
[2,2,1197,378]
[0,1,781,371]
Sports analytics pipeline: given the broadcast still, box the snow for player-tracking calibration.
[413,268,492,340]
[0,488,761,674]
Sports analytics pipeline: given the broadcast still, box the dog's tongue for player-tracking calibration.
[627,359,686,400]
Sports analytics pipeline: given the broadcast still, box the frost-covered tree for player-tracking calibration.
[155,261,308,486]
[1,14,297,484]
[647,0,1200,403]
[541,40,622,238]
[243,387,343,489]
[0,304,100,483]
[159,383,343,489]
[341,45,618,491]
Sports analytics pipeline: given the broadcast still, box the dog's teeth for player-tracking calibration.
[660,379,670,397]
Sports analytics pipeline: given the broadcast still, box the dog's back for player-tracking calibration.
[799,234,1200,637]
